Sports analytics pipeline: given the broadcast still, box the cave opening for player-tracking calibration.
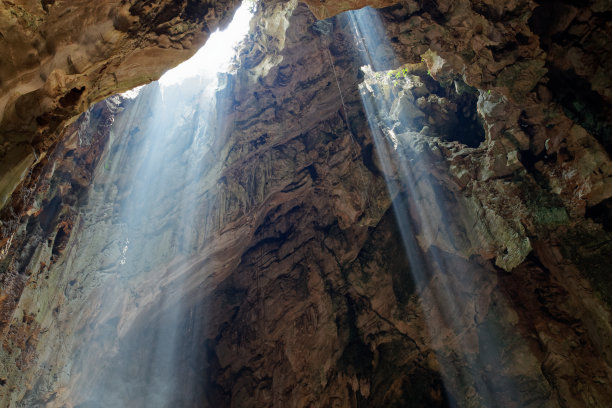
[158,1,255,87]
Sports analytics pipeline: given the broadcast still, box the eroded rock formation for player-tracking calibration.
[1,0,611,407]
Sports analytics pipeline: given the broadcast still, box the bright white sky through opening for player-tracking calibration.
[158,2,254,87]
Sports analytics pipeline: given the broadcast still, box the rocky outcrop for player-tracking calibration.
[1,0,612,407]
[300,0,398,19]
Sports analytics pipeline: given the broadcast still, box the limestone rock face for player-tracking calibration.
[1,0,612,407]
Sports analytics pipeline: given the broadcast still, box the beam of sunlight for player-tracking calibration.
[345,6,520,406]
[43,2,255,406]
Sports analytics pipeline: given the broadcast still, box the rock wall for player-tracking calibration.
[0,0,611,407]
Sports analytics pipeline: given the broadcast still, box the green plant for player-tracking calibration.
[386,67,411,81]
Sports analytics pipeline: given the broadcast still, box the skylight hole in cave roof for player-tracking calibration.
[157,1,255,87]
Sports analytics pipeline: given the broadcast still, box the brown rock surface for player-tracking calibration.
[300,0,398,19]
[0,0,611,407]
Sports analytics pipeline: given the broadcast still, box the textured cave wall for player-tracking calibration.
[0,0,611,407]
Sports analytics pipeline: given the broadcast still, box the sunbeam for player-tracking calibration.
[348,6,520,406]
[42,3,256,406]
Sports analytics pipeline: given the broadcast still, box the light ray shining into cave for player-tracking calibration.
[54,3,255,406]
[346,7,519,406]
